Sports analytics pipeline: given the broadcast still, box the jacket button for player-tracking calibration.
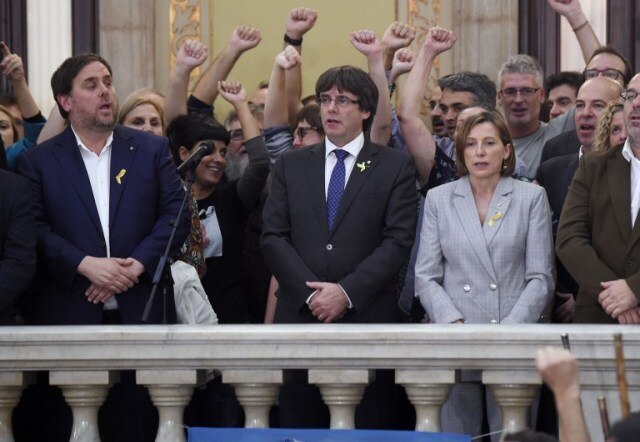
[489,283,497,291]
[463,284,471,292]
[326,244,333,251]
[490,319,498,324]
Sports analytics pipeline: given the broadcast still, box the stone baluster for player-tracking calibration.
[138,369,198,442]
[222,369,282,428]
[396,369,454,432]
[308,369,371,429]
[0,372,25,442]
[484,370,539,433]
[50,370,114,442]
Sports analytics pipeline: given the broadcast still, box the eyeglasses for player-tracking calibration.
[621,89,640,102]
[318,95,360,108]
[500,87,540,97]
[229,128,264,141]
[229,129,243,141]
[295,126,321,140]
[584,68,624,81]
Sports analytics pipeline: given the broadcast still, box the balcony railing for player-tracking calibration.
[0,324,637,441]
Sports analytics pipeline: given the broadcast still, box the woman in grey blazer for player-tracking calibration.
[414,111,554,438]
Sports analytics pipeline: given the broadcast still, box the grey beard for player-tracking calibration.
[225,153,249,181]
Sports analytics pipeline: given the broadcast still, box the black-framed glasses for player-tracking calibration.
[621,89,640,102]
[317,95,360,107]
[295,126,322,140]
[584,68,624,81]
[500,87,540,97]
[229,128,264,141]
[229,129,243,141]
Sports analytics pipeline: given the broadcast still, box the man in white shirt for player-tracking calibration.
[19,53,189,325]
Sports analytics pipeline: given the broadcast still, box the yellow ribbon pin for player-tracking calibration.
[487,211,502,227]
[116,169,126,185]
[356,160,371,172]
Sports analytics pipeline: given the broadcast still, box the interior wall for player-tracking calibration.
[207,0,395,118]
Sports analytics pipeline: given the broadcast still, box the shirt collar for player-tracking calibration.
[622,138,636,163]
[71,125,114,155]
[324,132,365,159]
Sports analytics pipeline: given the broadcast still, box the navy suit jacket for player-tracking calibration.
[18,125,189,325]
[540,130,580,164]
[261,139,417,324]
[0,170,36,324]
[537,153,580,296]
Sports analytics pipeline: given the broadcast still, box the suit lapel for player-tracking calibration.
[483,177,513,247]
[453,177,498,281]
[109,127,137,226]
[307,143,329,234]
[608,151,632,244]
[50,126,103,235]
[329,141,378,236]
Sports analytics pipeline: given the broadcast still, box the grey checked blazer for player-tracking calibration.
[415,176,554,324]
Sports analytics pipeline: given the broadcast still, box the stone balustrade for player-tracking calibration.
[0,324,638,441]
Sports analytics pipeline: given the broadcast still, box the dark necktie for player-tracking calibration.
[327,149,348,230]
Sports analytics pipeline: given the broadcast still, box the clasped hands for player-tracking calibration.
[78,256,145,304]
[597,279,640,324]
[306,281,349,323]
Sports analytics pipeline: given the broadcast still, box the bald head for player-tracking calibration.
[575,76,623,151]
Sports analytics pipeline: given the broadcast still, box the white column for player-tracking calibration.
[137,369,198,442]
[222,370,282,428]
[50,370,113,442]
[396,369,454,432]
[308,369,370,430]
[26,0,72,114]
[0,372,24,442]
[484,370,540,434]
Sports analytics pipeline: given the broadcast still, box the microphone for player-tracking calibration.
[177,142,214,175]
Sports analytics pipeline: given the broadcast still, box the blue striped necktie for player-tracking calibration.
[327,149,349,230]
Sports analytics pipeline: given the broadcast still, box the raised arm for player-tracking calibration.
[381,22,415,72]
[547,0,601,63]
[37,105,66,144]
[217,80,269,209]
[164,39,208,126]
[0,42,39,119]
[350,30,391,145]
[390,47,416,87]
[283,7,317,127]
[536,347,590,442]
[397,27,455,184]
[191,26,261,106]
[263,46,301,129]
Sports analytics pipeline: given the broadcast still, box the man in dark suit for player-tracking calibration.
[18,53,188,326]
[15,53,189,442]
[261,66,417,428]
[556,73,640,324]
[0,167,36,324]
[539,76,622,317]
[262,65,417,325]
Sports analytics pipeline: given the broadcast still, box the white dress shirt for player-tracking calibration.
[622,140,640,228]
[73,127,117,309]
[324,132,365,197]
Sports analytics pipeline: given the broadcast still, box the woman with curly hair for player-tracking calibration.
[593,98,626,152]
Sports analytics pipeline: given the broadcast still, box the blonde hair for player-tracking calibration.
[0,104,19,145]
[593,98,624,152]
[117,96,165,132]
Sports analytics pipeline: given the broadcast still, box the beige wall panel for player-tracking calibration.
[451,0,518,83]
[100,0,156,101]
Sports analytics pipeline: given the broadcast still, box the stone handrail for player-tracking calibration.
[0,324,638,441]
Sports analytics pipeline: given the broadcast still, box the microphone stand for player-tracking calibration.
[141,169,195,323]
